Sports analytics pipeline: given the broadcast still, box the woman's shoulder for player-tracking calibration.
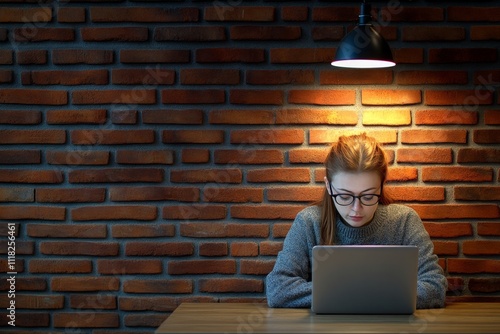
[296,205,322,221]
[380,203,421,223]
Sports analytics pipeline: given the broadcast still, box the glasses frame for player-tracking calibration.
[327,181,381,207]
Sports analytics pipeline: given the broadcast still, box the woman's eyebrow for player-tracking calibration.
[334,186,379,193]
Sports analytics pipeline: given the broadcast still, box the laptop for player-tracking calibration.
[311,245,418,314]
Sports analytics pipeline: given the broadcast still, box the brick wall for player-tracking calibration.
[0,0,499,332]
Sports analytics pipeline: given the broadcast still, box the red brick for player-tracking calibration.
[46,108,107,124]
[0,277,46,291]
[393,48,424,64]
[309,129,397,145]
[72,205,157,221]
[119,296,176,312]
[123,279,192,293]
[474,129,500,144]
[110,186,198,202]
[125,242,194,256]
[471,26,500,41]
[478,223,500,236]
[289,147,330,164]
[81,27,148,42]
[142,109,203,124]
[321,69,392,85]
[458,148,500,163]
[0,88,67,105]
[69,168,164,183]
[70,294,116,309]
[214,149,283,164]
[209,109,274,124]
[0,187,33,202]
[425,89,493,106]
[182,148,210,163]
[282,6,308,21]
[27,224,107,238]
[72,89,156,104]
[0,294,64,309]
[25,68,107,86]
[51,277,119,292]
[155,26,225,42]
[162,89,225,104]
[410,204,499,220]
[485,110,500,125]
[401,129,467,144]
[230,89,284,105]
[116,149,174,165]
[380,6,444,22]
[17,49,47,64]
[91,7,199,22]
[385,186,445,202]
[397,71,467,85]
[54,313,119,328]
[180,222,269,238]
[270,48,333,63]
[0,240,33,255]
[267,186,323,202]
[46,150,109,165]
[205,6,274,21]
[0,69,12,83]
[247,167,310,183]
[0,110,41,124]
[181,69,239,85]
[199,242,228,257]
[402,26,464,41]
[168,260,236,275]
[289,89,355,105]
[163,130,224,144]
[29,259,92,274]
[170,169,242,184]
[276,109,358,125]
[433,241,459,256]
[14,27,74,42]
[362,89,421,105]
[199,278,263,292]
[312,26,344,41]
[230,204,305,220]
[36,188,105,203]
[247,70,314,85]
[454,186,500,201]
[98,259,162,274]
[230,26,301,40]
[231,242,258,257]
[463,241,500,256]
[0,205,65,220]
[240,259,275,275]
[52,49,114,64]
[0,7,52,22]
[0,149,40,164]
[397,148,452,164]
[429,48,497,64]
[112,109,137,124]
[163,204,226,220]
[469,278,500,293]
[448,7,500,21]
[259,241,283,256]
[422,166,492,182]
[196,48,265,63]
[230,129,303,144]
[58,7,85,23]
[111,224,175,238]
[40,241,119,256]
[363,109,411,126]
[424,222,473,238]
[202,187,263,203]
[448,259,500,274]
[415,109,477,125]
[120,49,190,63]
[112,68,175,85]
[0,130,65,144]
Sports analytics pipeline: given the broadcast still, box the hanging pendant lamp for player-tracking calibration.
[331,1,395,69]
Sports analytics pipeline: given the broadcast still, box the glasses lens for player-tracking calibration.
[360,195,379,206]
[335,194,354,206]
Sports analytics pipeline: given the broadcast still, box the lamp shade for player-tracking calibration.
[332,3,395,69]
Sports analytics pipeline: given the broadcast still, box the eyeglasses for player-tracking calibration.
[330,193,380,206]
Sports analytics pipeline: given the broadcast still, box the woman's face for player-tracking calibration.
[324,171,382,228]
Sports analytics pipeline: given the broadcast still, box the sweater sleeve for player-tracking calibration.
[403,208,448,309]
[265,210,314,308]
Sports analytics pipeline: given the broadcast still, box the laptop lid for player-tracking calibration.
[311,245,418,314]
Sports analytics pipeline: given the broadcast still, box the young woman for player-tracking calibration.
[266,133,447,309]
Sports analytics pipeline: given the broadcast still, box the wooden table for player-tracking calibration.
[156,302,500,333]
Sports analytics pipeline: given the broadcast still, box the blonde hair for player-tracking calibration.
[319,133,392,245]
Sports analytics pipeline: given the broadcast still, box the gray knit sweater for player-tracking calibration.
[266,204,447,309]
